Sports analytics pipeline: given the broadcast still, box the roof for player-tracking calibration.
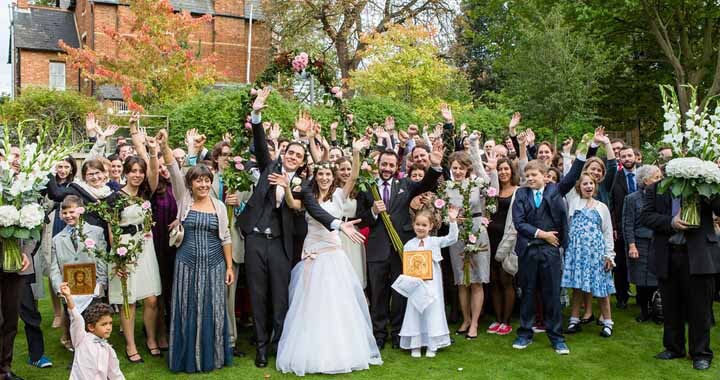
[96,84,124,100]
[12,6,79,52]
[244,0,264,21]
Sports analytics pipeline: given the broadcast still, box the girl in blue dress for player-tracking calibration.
[561,173,616,337]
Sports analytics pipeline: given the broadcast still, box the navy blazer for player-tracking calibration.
[513,156,585,256]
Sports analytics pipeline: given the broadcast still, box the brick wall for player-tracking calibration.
[214,0,244,17]
[18,49,80,91]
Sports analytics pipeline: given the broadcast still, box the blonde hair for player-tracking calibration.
[574,172,598,198]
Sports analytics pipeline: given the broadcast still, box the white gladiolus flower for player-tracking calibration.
[0,205,20,227]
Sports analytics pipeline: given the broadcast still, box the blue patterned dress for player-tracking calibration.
[561,208,616,297]
[169,210,232,373]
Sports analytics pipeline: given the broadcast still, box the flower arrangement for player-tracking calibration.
[0,121,81,272]
[355,156,404,256]
[437,177,491,285]
[657,85,720,226]
[76,197,153,318]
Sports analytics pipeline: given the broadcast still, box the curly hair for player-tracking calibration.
[82,303,114,329]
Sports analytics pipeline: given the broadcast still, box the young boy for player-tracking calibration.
[511,157,586,355]
[49,195,108,349]
[59,283,124,379]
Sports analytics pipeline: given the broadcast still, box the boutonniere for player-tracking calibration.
[398,189,405,194]
[291,177,302,188]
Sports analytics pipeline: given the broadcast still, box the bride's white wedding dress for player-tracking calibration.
[276,188,382,376]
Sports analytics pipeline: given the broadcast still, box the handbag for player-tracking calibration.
[502,252,518,276]
[169,223,184,248]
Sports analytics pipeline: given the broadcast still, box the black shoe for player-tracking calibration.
[5,373,24,380]
[233,347,246,358]
[635,314,651,323]
[599,324,613,338]
[455,328,468,336]
[580,315,595,325]
[616,300,628,309]
[566,321,582,334]
[392,337,401,349]
[375,339,385,350]
[125,351,144,364]
[254,351,268,368]
[654,351,685,360]
[693,359,711,370]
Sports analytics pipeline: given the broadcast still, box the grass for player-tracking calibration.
[11,290,720,380]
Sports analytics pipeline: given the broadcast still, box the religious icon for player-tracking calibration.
[63,263,96,295]
[403,250,433,280]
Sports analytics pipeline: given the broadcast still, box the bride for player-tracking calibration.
[276,135,381,376]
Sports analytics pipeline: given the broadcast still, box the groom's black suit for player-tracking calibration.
[239,120,337,356]
[357,168,441,343]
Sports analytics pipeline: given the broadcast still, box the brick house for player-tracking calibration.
[9,0,270,101]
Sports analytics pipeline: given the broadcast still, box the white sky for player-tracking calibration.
[0,0,11,95]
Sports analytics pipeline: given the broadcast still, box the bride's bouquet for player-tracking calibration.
[0,121,80,272]
[437,176,491,285]
[658,85,720,226]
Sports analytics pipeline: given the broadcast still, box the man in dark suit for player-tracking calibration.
[640,184,720,371]
[610,145,638,309]
[511,150,587,355]
[238,88,364,368]
[357,148,443,350]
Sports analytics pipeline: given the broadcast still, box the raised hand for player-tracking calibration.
[295,112,312,135]
[330,121,339,131]
[375,126,390,141]
[252,87,271,112]
[433,124,443,139]
[429,141,444,167]
[398,130,409,145]
[156,129,169,149]
[525,129,536,146]
[95,124,120,142]
[145,136,158,154]
[85,112,98,137]
[352,136,371,152]
[385,116,395,131]
[268,172,289,188]
[562,137,574,154]
[593,126,610,145]
[469,130,481,143]
[447,204,460,222]
[508,112,522,135]
[347,113,354,125]
[517,131,527,145]
[129,111,140,124]
[440,103,454,123]
[269,123,282,140]
[485,150,498,171]
[407,124,419,136]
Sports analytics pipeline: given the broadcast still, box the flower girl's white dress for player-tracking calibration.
[276,188,382,376]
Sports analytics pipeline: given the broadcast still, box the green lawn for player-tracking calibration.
[11,293,720,380]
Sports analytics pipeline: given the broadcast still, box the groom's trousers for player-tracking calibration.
[245,234,291,352]
[367,252,406,341]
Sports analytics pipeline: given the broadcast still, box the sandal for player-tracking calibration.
[580,314,595,324]
[146,345,162,357]
[125,351,144,364]
[599,325,613,338]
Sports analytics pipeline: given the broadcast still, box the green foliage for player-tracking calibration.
[495,5,617,144]
[0,88,99,139]
[350,24,473,122]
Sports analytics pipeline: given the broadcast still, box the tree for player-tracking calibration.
[496,6,617,144]
[350,24,473,121]
[60,0,219,111]
[263,0,455,84]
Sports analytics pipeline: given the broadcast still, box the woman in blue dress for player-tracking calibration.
[561,173,616,337]
[160,130,234,373]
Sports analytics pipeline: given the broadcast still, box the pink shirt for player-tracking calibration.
[69,307,124,380]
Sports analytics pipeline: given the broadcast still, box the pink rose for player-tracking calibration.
[434,199,446,209]
[297,52,309,64]
[141,201,151,210]
[487,187,498,197]
[75,207,85,215]
[334,91,343,99]
[235,162,245,170]
[250,88,258,96]
[233,156,243,164]
[245,122,252,130]
[84,238,96,249]
[117,247,128,257]
[330,86,341,94]
[480,217,490,227]
[468,234,477,244]
[144,232,152,240]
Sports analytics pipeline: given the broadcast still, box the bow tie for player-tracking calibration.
[93,337,109,347]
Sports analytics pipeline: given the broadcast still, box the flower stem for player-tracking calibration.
[2,238,22,273]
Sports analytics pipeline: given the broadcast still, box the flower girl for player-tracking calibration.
[394,206,459,358]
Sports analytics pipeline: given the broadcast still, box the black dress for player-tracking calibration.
[487,195,512,259]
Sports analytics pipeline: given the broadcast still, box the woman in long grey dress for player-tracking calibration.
[161,130,234,373]
[623,165,662,322]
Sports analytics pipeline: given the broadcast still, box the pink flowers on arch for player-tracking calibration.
[117,247,128,257]
[434,199,446,209]
[141,201,152,210]
[486,187,498,197]
[292,52,309,72]
[75,207,86,216]
[84,238,96,249]
[235,162,245,170]
[245,122,252,130]
[480,217,490,227]
[330,86,343,99]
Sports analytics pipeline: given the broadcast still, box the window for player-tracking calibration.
[49,62,66,90]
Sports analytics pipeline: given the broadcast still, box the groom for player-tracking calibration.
[238,88,364,368]
[357,147,444,350]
